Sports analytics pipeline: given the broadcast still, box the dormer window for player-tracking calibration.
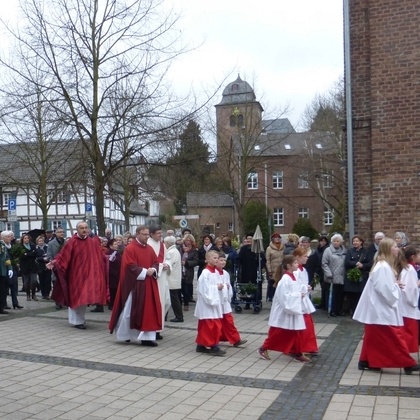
[284,144,291,150]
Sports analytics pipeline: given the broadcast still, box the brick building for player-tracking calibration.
[211,76,343,237]
[348,0,420,242]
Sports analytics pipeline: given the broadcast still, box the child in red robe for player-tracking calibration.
[258,255,311,363]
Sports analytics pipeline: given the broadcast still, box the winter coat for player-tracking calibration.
[321,244,347,285]
[182,248,198,285]
[265,242,284,278]
[19,243,38,275]
[344,246,373,293]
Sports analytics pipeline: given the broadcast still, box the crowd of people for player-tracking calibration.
[1,225,419,372]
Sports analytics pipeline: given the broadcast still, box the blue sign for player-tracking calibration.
[179,219,188,228]
[8,199,16,211]
[85,203,92,212]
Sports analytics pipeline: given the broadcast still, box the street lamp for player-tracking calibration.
[181,204,187,215]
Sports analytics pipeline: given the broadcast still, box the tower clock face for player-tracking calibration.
[232,107,240,116]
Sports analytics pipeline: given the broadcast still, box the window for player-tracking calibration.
[216,222,220,229]
[52,221,62,230]
[298,208,309,219]
[3,193,12,207]
[324,207,334,225]
[298,172,309,189]
[247,172,258,189]
[273,208,284,226]
[229,114,244,127]
[48,190,67,204]
[322,172,333,189]
[228,222,233,231]
[272,171,283,189]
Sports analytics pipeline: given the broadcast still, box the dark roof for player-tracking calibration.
[129,200,149,216]
[262,118,296,134]
[0,140,88,184]
[187,192,233,208]
[232,131,338,157]
[216,75,260,107]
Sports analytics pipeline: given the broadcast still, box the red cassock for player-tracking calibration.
[109,241,162,333]
[51,235,107,308]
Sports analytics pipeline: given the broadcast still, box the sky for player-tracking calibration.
[1,0,344,131]
[167,0,344,130]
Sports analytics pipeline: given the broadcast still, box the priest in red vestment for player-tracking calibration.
[109,225,162,346]
[48,222,107,329]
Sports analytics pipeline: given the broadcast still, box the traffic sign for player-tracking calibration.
[179,219,188,228]
[8,199,16,211]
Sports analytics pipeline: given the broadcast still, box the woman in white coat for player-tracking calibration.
[353,238,420,374]
[164,236,183,323]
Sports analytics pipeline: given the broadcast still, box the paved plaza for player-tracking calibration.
[0,290,419,420]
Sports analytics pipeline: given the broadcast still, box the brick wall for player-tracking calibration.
[350,0,420,242]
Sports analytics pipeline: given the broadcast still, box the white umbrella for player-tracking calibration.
[251,225,264,253]
[251,225,264,310]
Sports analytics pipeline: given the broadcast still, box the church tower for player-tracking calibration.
[214,75,264,161]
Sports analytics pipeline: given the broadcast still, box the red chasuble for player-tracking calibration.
[109,240,162,333]
[51,234,107,308]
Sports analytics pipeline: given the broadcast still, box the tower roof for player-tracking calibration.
[216,75,257,106]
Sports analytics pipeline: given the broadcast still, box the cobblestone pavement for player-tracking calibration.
[0,292,419,420]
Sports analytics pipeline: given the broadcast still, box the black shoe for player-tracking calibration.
[329,312,337,317]
[170,318,184,323]
[233,339,248,347]
[55,304,63,310]
[208,347,226,356]
[190,299,196,303]
[358,361,381,371]
[156,333,163,340]
[0,310,9,315]
[125,340,131,343]
[74,324,86,330]
[315,304,325,309]
[404,364,420,375]
[90,306,104,313]
[4,306,11,310]
[13,305,23,309]
[196,345,210,353]
[141,340,158,347]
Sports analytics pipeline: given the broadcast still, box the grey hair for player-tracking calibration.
[164,235,176,246]
[331,233,344,243]
[1,230,14,239]
[374,231,385,239]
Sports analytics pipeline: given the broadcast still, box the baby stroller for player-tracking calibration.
[232,270,262,314]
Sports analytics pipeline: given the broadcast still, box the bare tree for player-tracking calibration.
[301,77,346,232]
[0,0,203,234]
[0,54,84,229]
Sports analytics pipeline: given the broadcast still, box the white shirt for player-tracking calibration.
[268,273,305,330]
[194,268,223,320]
[353,260,403,326]
[398,265,420,320]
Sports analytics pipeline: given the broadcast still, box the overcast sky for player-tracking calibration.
[2,0,344,131]
[167,0,344,130]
